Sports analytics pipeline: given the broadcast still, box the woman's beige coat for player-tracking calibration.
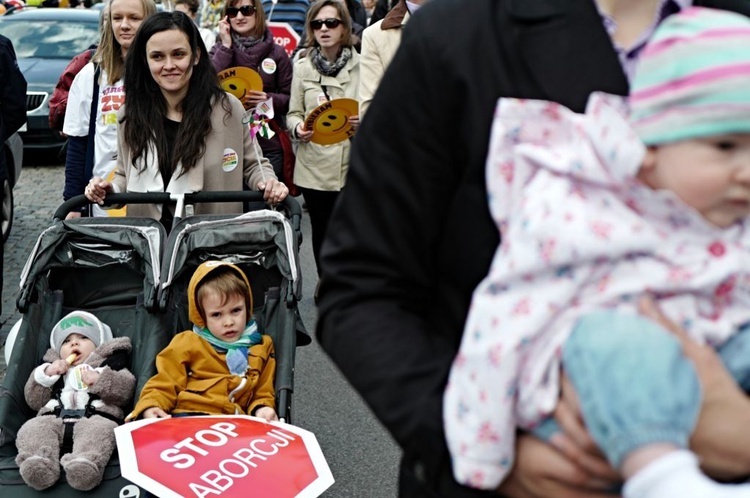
[286,51,360,192]
[111,93,276,219]
[359,1,410,118]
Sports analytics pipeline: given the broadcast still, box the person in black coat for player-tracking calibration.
[0,34,27,315]
[316,1,750,497]
[368,0,395,25]
[345,0,367,31]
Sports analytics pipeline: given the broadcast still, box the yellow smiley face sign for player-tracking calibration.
[217,67,264,100]
[304,98,359,145]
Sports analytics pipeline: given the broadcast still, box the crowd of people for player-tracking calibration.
[2,0,410,492]
[6,0,420,273]
[72,0,422,292]
[5,0,750,497]
[54,0,411,265]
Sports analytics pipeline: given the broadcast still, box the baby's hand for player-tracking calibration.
[80,369,100,386]
[143,407,171,419]
[45,359,70,376]
[254,406,278,422]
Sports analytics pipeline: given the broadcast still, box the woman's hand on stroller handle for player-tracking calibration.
[257,178,289,206]
[85,176,113,205]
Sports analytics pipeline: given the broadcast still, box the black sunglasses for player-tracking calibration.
[226,5,256,18]
[310,18,343,30]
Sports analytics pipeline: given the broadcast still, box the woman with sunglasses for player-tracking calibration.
[209,0,293,190]
[85,12,288,231]
[287,0,360,280]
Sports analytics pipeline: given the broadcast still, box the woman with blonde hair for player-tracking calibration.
[62,0,157,219]
[287,0,359,278]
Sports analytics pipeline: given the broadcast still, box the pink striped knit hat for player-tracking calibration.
[630,7,750,145]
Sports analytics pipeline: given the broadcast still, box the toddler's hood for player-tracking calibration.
[188,261,253,329]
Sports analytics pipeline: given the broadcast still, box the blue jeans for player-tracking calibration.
[533,311,750,468]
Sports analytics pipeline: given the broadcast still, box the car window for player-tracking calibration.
[0,20,99,59]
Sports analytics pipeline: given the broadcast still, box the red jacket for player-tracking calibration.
[48,47,95,132]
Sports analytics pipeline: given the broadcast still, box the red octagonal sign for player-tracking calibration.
[268,21,300,57]
[115,416,334,498]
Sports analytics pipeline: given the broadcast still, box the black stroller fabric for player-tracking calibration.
[0,217,169,496]
[160,208,310,423]
[0,195,309,496]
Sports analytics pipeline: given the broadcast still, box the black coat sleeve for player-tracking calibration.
[64,135,88,201]
[0,35,28,142]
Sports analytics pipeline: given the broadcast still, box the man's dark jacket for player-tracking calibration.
[317,1,750,496]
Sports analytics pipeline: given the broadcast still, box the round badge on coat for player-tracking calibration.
[261,58,277,74]
[222,148,239,172]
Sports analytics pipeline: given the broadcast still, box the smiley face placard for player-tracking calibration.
[304,98,359,145]
[217,67,264,100]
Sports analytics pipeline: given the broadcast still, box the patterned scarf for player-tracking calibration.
[232,33,264,50]
[310,46,352,77]
[193,319,262,375]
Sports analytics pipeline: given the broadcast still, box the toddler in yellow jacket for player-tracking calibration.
[128,261,277,422]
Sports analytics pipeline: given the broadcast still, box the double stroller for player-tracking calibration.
[0,192,309,496]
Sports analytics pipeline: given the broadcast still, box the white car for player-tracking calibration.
[2,132,23,241]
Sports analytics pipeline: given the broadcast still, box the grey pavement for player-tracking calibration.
[0,160,65,361]
[0,155,401,497]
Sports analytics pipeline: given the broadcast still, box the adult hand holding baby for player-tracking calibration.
[637,295,750,480]
[547,295,750,485]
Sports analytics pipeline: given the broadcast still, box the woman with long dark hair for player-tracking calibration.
[85,11,288,231]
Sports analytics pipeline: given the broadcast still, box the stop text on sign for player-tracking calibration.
[274,36,294,48]
[159,421,298,497]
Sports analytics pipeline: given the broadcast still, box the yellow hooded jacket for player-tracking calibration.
[130,262,275,419]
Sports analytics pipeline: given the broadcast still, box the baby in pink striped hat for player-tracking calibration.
[445,7,750,498]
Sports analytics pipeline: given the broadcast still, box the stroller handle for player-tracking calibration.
[54,193,170,221]
[53,192,302,232]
